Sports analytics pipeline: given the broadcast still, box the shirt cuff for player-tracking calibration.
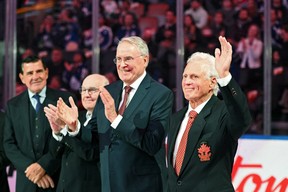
[111,115,123,129]
[67,120,81,137]
[52,126,68,141]
[217,73,232,87]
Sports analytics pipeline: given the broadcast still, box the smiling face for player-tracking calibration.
[19,60,48,94]
[182,62,216,107]
[116,41,148,85]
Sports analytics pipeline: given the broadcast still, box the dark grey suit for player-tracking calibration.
[49,111,101,192]
[167,78,252,192]
[82,74,174,192]
[0,111,10,192]
[4,88,74,192]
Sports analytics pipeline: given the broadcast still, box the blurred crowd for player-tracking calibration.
[15,0,288,134]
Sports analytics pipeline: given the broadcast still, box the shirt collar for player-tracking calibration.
[187,96,210,117]
[122,71,146,91]
[28,86,47,99]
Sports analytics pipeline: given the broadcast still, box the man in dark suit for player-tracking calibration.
[0,111,10,192]
[44,74,109,192]
[166,36,252,192]
[53,36,174,192]
[3,56,75,192]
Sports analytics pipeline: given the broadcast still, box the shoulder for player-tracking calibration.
[6,91,27,107]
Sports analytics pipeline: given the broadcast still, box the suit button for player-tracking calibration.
[177,181,182,185]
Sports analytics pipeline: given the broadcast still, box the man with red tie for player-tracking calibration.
[166,36,252,192]
[46,36,174,192]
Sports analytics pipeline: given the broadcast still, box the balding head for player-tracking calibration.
[81,74,109,112]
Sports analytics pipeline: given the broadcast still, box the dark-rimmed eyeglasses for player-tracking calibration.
[79,87,99,94]
[113,55,143,64]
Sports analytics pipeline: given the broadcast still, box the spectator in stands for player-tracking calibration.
[45,47,66,85]
[209,11,227,40]
[271,49,288,120]
[269,9,284,49]
[34,14,57,54]
[236,24,263,92]
[155,10,176,44]
[184,0,209,29]
[101,0,119,20]
[114,12,141,44]
[53,8,81,49]
[62,51,89,93]
[82,15,113,53]
[233,8,252,41]
[220,0,236,38]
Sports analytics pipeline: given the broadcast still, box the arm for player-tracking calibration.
[215,36,252,139]
[113,89,174,155]
[0,112,10,169]
[3,106,34,173]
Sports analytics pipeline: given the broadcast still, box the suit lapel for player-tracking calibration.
[180,96,218,175]
[122,74,150,118]
[19,92,34,150]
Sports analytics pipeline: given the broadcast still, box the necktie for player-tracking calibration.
[175,110,198,176]
[118,86,132,115]
[33,94,41,113]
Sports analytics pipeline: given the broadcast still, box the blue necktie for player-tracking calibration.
[33,94,41,113]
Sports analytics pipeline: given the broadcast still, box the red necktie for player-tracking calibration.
[175,110,198,176]
[118,86,132,115]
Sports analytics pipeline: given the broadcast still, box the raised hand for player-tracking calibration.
[44,104,65,134]
[57,97,78,131]
[99,87,118,123]
[214,36,233,78]
[25,163,45,184]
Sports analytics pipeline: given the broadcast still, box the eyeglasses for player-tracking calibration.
[79,87,99,94]
[113,55,143,64]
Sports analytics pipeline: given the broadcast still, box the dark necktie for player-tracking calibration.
[33,94,41,113]
[118,86,132,115]
[175,110,198,176]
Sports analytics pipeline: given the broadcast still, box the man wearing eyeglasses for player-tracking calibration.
[48,36,174,192]
[45,74,109,192]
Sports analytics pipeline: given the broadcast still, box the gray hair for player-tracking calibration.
[118,36,149,57]
[186,52,219,95]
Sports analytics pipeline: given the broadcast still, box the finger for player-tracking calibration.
[46,175,55,188]
[99,87,112,104]
[41,177,49,189]
[69,96,77,108]
[48,104,57,111]
[37,180,44,188]
[214,48,221,60]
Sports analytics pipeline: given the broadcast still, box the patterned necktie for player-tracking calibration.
[33,94,41,113]
[118,86,132,115]
[175,110,198,176]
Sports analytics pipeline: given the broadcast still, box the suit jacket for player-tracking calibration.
[82,74,174,192]
[49,110,101,192]
[0,111,10,192]
[4,88,74,192]
[167,78,252,192]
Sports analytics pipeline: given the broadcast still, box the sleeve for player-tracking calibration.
[115,89,174,156]
[220,78,253,140]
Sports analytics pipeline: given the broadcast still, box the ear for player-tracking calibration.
[45,68,49,80]
[210,77,217,88]
[143,55,149,68]
[19,73,25,84]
